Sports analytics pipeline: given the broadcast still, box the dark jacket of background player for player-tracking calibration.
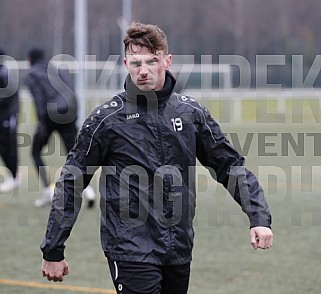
[26,48,78,188]
[0,48,19,184]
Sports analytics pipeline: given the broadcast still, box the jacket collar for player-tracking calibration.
[124,71,176,105]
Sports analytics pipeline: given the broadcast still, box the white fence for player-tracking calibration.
[3,59,232,91]
[3,60,321,124]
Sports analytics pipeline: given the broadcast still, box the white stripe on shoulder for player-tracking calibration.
[175,93,216,143]
[114,261,119,281]
[86,95,124,155]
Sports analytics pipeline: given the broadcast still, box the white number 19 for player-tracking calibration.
[171,118,183,132]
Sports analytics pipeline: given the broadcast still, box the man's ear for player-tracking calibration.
[165,54,172,69]
[124,57,127,67]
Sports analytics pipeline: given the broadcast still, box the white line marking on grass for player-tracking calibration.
[0,278,116,293]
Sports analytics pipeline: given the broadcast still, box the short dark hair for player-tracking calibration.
[123,22,168,55]
[28,47,45,65]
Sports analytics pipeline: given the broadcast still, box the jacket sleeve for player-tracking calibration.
[40,113,109,261]
[25,73,47,121]
[195,106,271,228]
[0,66,17,105]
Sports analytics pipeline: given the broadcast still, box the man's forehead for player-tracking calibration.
[126,46,164,58]
[126,53,163,60]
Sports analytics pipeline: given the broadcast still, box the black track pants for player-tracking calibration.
[107,259,191,294]
[0,116,18,178]
[31,120,77,187]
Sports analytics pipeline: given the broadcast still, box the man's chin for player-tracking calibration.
[137,84,154,91]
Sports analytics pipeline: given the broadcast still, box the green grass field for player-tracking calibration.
[1,98,321,293]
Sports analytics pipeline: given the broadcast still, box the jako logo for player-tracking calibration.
[127,113,140,120]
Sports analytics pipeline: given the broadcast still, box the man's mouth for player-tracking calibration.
[138,79,149,84]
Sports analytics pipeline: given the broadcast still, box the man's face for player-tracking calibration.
[124,45,172,91]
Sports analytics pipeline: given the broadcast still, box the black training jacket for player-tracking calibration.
[0,65,19,122]
[41,72,271,265]
[26,60,77,124]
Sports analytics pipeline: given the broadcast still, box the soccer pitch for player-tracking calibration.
[1,97,321,293]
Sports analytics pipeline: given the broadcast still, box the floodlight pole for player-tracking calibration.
[119,0,132,86]
[74,0,88,127]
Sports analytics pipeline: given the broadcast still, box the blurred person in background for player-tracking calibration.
[26,47,95,208]
[0,48,20,193]
[39,23,273,293]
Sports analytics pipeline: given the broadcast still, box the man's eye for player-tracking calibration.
[131,62,141,67]
[147,59,158,65]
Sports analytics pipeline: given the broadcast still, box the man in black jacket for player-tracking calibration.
[26,48,95,208]
[0,48,20,193]
[40,23,273,293]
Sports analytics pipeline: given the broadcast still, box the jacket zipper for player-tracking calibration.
[156,107,166,164]
[156,124,165,164]
[156,109,174,260]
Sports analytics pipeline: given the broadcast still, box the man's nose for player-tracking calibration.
[140,64,148,75]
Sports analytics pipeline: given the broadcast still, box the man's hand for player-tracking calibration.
[41,259,69,282]
[250,226,273,250]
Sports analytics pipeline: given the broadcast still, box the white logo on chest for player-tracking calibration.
[127,113,140,120]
